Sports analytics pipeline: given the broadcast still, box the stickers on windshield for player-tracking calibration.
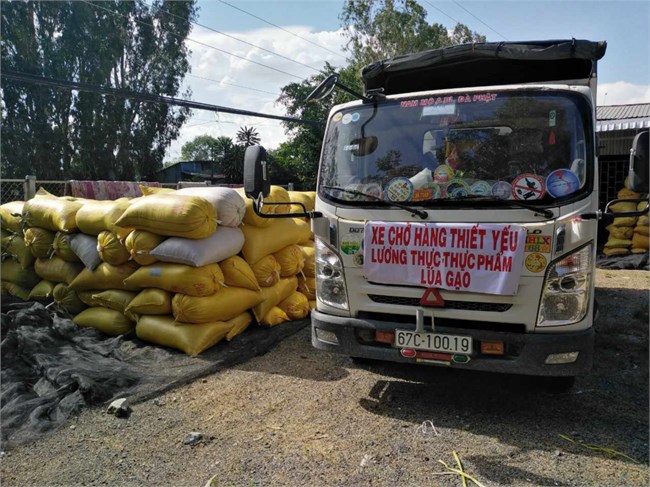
[341,113,352,125]
[446,179,470,198]
[384,177,414,203]
[470,180,492,196]
[492,181,513,200]
[342,184,364,201]
[412,189,433,201]
[512,173,546,201]
[332,112,342,122]
[351,113,360,122]
[434,164,454,184]
[362,183,383,199]
[546,169,580,198]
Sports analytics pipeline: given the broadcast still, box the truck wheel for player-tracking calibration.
[540,376,576,393]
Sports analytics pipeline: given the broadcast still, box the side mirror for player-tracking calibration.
[243,145,270,199]
[629,130,649,193]
[305,74,338,103]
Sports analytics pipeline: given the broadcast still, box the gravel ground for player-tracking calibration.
[1,269,648,486]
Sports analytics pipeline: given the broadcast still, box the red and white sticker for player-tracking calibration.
[512,174,546,201]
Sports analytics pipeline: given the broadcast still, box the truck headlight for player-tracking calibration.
[315,238,349,310]
[537,243,593,327]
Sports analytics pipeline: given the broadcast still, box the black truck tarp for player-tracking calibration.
[361,39,607,95]
[1,301,309,447]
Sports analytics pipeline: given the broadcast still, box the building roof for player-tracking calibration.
[596,103,650,132]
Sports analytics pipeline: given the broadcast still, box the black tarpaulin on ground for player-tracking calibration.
[597,253,649,270]
[0,301,309,447]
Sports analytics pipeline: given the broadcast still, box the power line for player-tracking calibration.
[217,0,347,61]
[2,70,324,126]
[421,0,463,25]
[186,73,280,98]
[81,0,305,81]
[159,6,322,74]
[452,1,509,41]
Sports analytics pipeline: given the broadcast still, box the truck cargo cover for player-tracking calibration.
[361,39,607,95]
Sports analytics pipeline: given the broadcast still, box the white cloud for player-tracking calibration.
[166,25,348,162]
[597,81,650,106]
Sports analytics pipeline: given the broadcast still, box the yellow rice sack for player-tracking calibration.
[606,225,634,240]
[73,307,134,336]
[91,289,138,315]
[69,262,140,291]
[300,241,315,277]
[34,257,83,284]
[632,233,649,250]
[2,235,34,268]
[1,228,10,240]
[172,286,263,324]
[97,231,130,265]
[53,283,87,314]
[124,230,164,266]
[235,186,286,227]
[75,200,115,235]
[28,280,55,300]
[251,255,281,288]
[240,218,312,264]
[124,262,223,296]
[115,194,217,239]
[139,185,176,196]
[288,191,316,213]
[4,281,31,300]
[613,217,637,227]
[603,247,629,256]
[2,259,40,288]
[125,289,172,316]
[634,226,649,236]
[639,215,649,226]
[278,291,310,320]
[135,315,232,356]
[52,232,79,262]
[268,186,291,214]
[23,195,84,233]
[618,188,641,200]
[23,227,55,258]
[107,198,133,237]
[220,256,260,291]
[77,290,100,307]
[638,201,649,211]
[308,300,316,310]
[604,238,632,249]
[273,245,305,277]
[609,201,637,213]
[260,307,289,327]
[252,276,298,322]
[0,201,25,233]
[297,275,316,300]
[226,312,253,341]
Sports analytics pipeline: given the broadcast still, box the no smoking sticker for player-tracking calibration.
[512,173,546,200]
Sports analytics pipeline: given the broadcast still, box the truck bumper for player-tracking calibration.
[311,310,593,377]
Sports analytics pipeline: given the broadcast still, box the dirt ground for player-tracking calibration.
[1,269,649,486]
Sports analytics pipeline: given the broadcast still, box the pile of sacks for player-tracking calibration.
[603,183,649,256]
[0,186,317,356]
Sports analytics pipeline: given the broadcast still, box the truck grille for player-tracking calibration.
[367,294,512,312]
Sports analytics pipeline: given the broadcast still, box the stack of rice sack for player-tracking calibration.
[1,201,41,300]
[111,186,263,355]
[604,183,648,256]
[234,187,315,327]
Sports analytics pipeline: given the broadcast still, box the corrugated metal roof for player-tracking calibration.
[597,103,650,121]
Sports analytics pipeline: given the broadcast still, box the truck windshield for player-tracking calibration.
[319,91,591,205]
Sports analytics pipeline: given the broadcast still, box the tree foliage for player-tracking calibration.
[274,0,485,190]
[1,0,197,181]
[236,126,261,147]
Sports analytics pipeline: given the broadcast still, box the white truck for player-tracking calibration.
[244,40,649,390]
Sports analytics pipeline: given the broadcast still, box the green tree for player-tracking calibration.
[1,0,197,181]
[236,126,261,147]
[274,0,485,190]
[181,134,232,161]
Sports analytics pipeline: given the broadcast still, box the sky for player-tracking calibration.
[166,0,650,161]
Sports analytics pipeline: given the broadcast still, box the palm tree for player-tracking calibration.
[236,126,261,147]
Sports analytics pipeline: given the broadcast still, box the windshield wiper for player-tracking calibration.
[445,194,555,218]
[321,185,428,220]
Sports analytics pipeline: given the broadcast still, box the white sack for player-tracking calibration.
[68,234,102,270]
[176,187,246,227]
[150,226,244,267]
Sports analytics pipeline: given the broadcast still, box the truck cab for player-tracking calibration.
[243,40,648,389]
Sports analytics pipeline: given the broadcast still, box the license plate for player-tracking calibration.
[394,330,472,354]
